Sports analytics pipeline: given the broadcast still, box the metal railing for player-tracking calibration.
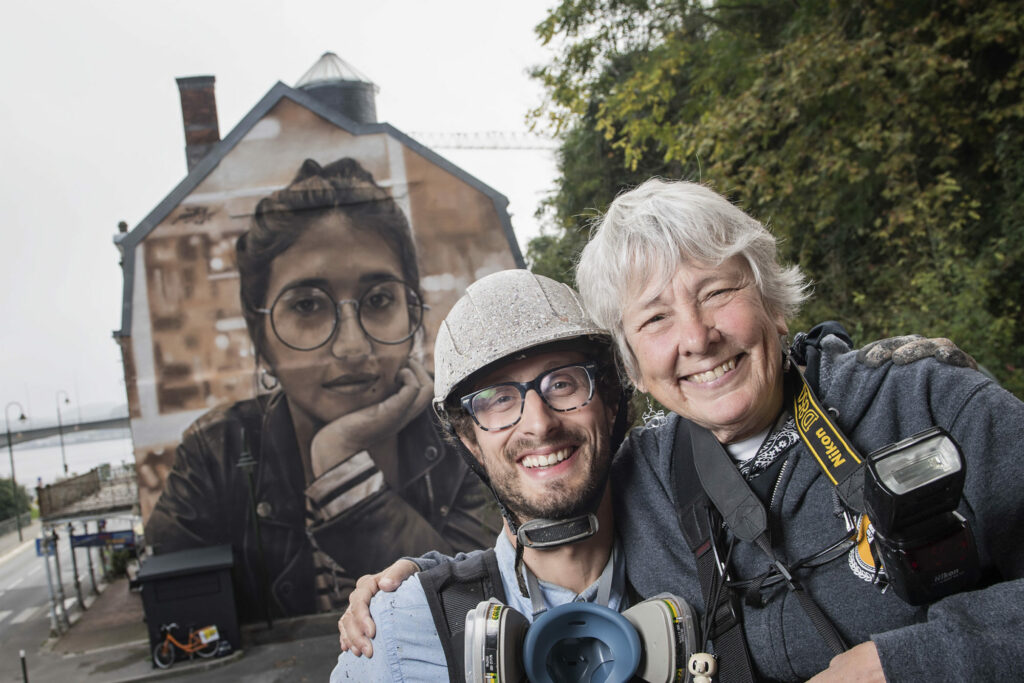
[0,512,32,537]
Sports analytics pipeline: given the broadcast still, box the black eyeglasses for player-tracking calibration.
[257,280,425,350]
[461,362,599,431]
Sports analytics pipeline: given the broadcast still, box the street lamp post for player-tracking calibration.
[5,401,27,541]
[55,391,70,476]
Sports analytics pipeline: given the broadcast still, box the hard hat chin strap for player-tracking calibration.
[510,514,601,599]
[516,514,600,549]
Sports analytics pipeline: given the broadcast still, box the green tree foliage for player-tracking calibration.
[527,109,657,284]
[530,0,1024,396]
[0,477,31,521]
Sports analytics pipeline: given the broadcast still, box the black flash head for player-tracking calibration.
[864,426,965,534]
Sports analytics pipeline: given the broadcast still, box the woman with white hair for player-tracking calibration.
[577,178,1024,681]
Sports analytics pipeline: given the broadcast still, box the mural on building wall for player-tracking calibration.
[114,57,520,619]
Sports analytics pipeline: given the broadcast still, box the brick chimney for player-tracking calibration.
[176,76,220,172]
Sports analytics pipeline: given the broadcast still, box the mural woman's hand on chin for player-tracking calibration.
[310,358,434,478]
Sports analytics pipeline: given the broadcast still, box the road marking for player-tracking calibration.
[11,607,38,624]
[27,564,42,576]
[0,610,11,623]
[6,577,24,590]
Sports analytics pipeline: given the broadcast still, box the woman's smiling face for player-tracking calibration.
[622,256,788,443]
[260,211,413,427]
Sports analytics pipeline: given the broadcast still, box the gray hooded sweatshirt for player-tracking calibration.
[614,335,1024,681]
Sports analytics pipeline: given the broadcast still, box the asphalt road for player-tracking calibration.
[0,520,341,682]
[0,522,101,682]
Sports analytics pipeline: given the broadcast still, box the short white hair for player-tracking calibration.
[575,178,810,384]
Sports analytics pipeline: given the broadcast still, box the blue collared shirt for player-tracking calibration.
[330,532,627,682]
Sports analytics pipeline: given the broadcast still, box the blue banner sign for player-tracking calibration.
[70,530,136,550]
[35,538,55,557]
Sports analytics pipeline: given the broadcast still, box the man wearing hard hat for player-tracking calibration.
[330,269,695,682]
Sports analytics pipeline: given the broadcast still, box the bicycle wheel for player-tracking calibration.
[153,641,176,669]
[196,639,219,658]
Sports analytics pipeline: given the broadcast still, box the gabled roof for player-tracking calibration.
[113,81,523,338]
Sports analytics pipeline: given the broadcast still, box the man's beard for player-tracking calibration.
[486,425,610,522]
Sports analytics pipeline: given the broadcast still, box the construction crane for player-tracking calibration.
[407,131,558,151]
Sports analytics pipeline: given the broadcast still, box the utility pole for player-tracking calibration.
[67,522,84,609]
[50,528,70,627]
[42,534,61,636]
[85,520,98,595]
[55,391,70,476]
[4,402,27,541]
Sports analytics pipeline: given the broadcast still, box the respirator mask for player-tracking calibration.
[864,426,980,605]
[464,594,699,683]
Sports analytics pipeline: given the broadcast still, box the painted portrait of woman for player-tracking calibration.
[144,157,501,620]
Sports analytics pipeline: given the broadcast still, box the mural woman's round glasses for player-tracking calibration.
[258,280,425,350]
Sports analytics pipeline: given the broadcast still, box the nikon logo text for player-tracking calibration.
[815,427,846,467]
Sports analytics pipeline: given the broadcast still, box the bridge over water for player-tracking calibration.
[0,417,131,449]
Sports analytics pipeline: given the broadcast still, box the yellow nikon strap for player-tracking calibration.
[789,365,866,513]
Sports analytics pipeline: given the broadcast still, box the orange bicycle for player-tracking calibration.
[152,622,221,668]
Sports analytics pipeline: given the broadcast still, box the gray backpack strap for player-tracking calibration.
[419,549,505,682]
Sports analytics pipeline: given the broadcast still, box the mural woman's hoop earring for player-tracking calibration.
[259,368,279,391]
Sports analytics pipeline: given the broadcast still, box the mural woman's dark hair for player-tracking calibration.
[236,157,420,362]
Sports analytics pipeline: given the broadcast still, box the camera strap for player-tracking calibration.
[688,422,849,657]
[676,422,757,683]
[788,365,866,513]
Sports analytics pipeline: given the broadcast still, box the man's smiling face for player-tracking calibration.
[461,349,614,521]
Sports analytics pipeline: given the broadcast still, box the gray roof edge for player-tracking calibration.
[118,81,297,253]
[116,80,525,334]
[499,197,526,268]
[366,122,524,267]
[283,86,521,262]
[115,81,299,336]
[113,246,136,338]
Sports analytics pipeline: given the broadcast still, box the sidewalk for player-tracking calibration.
[27,581,341,682]
[0,520,342,682]
[0,518,41,561]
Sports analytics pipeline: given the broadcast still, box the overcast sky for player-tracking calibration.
[0,0,560,425]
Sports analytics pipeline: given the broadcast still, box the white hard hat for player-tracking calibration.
[432,270,609,413]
